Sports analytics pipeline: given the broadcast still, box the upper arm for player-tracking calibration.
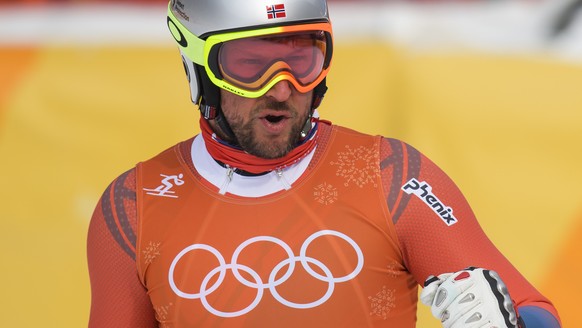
[87,169,158,328]
[379,138,560,324]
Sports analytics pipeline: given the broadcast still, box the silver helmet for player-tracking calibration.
[167,0,333,119]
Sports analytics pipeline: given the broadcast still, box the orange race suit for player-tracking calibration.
[87,123,560,327]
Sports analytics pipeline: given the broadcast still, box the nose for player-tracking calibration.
[265,80,293,102]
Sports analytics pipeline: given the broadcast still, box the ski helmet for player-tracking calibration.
[167,0,333,120]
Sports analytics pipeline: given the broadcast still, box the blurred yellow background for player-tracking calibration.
[0,1,580,327]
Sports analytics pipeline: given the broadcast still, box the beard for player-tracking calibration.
[226,100,310,159]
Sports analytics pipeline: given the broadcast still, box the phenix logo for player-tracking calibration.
[401,178,458,226]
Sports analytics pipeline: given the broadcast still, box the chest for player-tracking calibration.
[135,131,418,327]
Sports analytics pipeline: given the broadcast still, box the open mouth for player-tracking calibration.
[265,115,286,123]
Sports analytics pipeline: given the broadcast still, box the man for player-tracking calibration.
[87,0,561,327]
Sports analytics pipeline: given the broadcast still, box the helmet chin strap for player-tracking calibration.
[196,64,328,147]
[301,79,328,138]
[196,64,240,144]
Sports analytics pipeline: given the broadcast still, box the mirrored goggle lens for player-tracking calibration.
[217,31,329,91]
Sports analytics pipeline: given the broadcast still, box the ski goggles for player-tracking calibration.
[168,9,333,98]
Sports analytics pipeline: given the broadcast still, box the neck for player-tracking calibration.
[199,117,322,174]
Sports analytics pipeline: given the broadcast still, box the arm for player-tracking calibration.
[379,138,561,326]
[87,169,158,327]
[519,306,561,328]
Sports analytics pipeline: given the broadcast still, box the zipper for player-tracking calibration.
[219,166,234,195]
[276,169,292,190]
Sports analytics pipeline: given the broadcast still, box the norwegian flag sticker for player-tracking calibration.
[267,4,286,19]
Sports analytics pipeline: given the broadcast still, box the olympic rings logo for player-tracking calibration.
[168,230,364,317]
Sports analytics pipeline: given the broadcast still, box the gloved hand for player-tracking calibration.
[420,267,525,328]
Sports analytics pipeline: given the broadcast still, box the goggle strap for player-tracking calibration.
[167,11,206,64]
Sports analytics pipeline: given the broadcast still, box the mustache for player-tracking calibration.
[255,99,292,112]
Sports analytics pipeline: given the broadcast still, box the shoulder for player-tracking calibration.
[101,168,137,212]
[89,168,138,260]
[327,124,422,155]
[366,134,424,173]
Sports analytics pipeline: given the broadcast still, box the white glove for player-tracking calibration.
[420,267,524,328]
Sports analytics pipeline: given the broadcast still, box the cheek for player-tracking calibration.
[220,92,252,119]
[220,92,247,115]
[220,92,236,111]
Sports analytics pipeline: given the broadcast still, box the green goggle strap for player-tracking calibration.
[167,8,206,64]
